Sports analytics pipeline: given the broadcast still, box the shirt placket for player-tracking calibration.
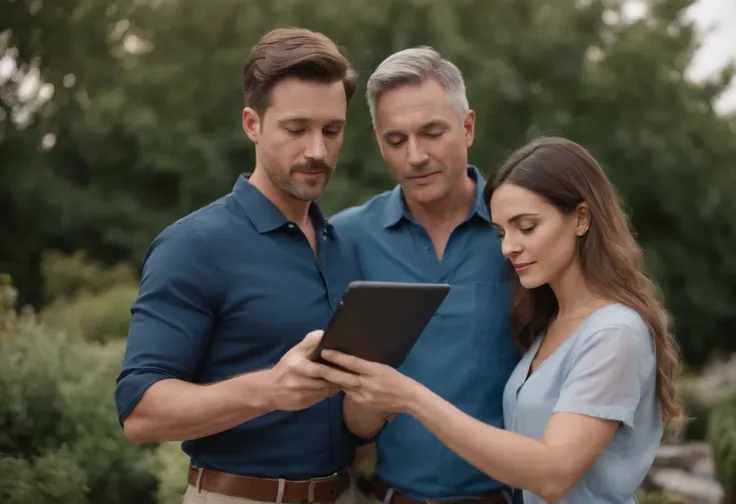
[410,224,443,282]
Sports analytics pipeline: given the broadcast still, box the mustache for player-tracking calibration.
[292,160,332,174]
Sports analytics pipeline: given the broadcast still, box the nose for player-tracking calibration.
[407,137,429,167]
[305,133,328,161]
[500,235,522,259]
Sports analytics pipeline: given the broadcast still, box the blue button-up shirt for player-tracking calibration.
[330,166,519,499]
[115,175,361,480]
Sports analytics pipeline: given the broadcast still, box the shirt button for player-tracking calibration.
[288,223,295,229]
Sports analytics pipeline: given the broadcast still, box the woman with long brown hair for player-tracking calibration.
[319,137,683,503]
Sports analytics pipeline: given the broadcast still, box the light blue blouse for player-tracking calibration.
[502,304,663,503]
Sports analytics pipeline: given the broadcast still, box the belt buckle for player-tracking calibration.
[307,471,338,503]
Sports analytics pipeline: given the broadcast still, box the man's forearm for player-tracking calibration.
[343,396,389,440]
[123,369,275,444]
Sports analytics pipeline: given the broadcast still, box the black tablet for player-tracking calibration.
[311,281,451,369]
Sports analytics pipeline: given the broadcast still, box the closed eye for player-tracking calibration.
[385,137,405,147]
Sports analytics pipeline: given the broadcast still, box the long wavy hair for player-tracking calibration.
[483,137,683,433]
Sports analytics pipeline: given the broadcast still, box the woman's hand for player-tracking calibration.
[319,349,425,414]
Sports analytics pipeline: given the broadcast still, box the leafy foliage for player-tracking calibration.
[679,381,714,441]
[2,0,734,367]
[0,277,158,504]
[0,2,735,501]
[39,250,139,302]
[147,442,190,504]
[708,394,736,501]
[38,251,139,343]
[635,489,687,504]
[0,448,88,504]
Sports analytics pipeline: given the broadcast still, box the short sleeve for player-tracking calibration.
[553,325,645,429]
[114,221,220,425]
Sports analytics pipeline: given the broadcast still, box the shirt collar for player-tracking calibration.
[383,165,490,228]
[232,174,332,234]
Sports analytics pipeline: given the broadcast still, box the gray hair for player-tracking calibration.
[366,46,469,126]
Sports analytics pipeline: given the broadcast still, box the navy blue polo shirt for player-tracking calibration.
[330,166,519,499]
[115,174,362,479]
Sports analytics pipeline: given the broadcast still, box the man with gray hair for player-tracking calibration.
[328,47,520,503]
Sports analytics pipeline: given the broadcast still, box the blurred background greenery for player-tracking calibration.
[1,0,735,502]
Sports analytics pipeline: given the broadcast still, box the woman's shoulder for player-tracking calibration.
[585,303,648,332]
[574,303,653,356]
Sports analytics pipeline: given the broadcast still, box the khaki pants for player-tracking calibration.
[182,474,368,504]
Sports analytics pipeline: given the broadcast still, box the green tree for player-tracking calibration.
[2,0,735,367]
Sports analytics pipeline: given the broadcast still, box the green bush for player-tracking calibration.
[635,490,686,504]
[0,277,158,504]
[0,447,88,503]
[40,250,138,302]
[36,251,139,343]
[147,442,190,504]
[41,283,138,343]
[707,395,736,502]
[679,383,713,441]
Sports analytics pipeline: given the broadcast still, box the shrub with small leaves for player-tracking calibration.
[0,447,88,504]
[147,442,190,504]
[40,250,138,302]
[635,490,686,504]
[707,394,736,502]
[0,277,158,504]
[41,283,138,343]
[679,383,713,441]
[38,252,139,343]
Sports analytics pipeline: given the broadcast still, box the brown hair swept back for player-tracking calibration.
[243,27,358,116]
[483,136,683,435]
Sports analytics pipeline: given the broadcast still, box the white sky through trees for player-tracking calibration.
[686,0,736,114]
[625,0,736,114]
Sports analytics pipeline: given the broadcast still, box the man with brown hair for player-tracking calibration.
[115,27,365,504]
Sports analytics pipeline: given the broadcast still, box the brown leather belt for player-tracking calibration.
[187,466,351,502]
[371,479,507,504]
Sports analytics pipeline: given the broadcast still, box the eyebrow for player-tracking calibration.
[420,120,448,132]
[381,120,449,141]
[492,213,539,227]
[508,213,539,224]
[278,117,346,126]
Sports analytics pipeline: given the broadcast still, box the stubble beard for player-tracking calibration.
[266,160,334,202]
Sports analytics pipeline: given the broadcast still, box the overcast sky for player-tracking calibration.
[686,0,736,113]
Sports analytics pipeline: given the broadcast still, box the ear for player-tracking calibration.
[574,202,590,237]
[242,107,261,143]
[463,109,476,148]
